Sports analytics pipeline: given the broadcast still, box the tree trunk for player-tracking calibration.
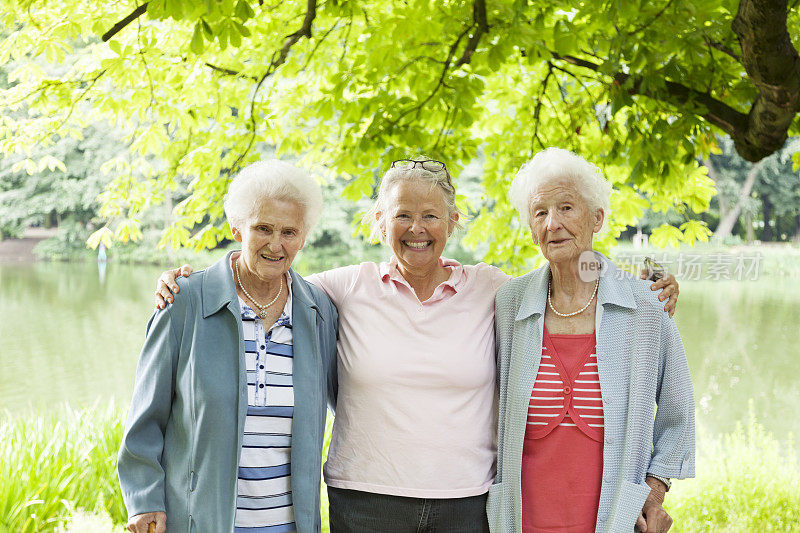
[745,211,756,243]
[704,158,730,220]
[731,0,800,161]
[714,160,762,240]
[793,214,800,243]
[164,195,176,262]
[761,196,774,241]
[45,210,56,229]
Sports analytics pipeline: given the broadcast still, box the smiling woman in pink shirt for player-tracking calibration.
[154,158,679,532]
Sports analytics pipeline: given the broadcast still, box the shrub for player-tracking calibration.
[2,406,796,531]
[666,410,799,531]
[0,404,126,532]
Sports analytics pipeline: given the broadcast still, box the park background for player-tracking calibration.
[1,0,800,531]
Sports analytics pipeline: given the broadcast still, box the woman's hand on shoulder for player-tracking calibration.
[641,271,679,318]
[636,477,673,533]
[155,265,194,309]
[127,511,166,533]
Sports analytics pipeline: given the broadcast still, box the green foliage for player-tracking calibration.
[706,136,800,241]
[0,404,126,532]
[666,409,800,532]
[2,405,797,531]
[1,1,798,263]
[0,124,120,238]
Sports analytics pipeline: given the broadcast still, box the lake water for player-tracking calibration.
[1,259,799,443]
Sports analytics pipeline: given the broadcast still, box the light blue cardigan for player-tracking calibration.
[489,253,694,533]
[117,252,339,532]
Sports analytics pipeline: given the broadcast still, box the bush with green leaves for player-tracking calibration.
[0,404,126,532]
[3,404,799,531]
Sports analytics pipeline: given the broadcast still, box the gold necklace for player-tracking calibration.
[235,258,283,318]
[548,277,599,317]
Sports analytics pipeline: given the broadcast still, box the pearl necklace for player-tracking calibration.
[235,258,283,319]
[548,277,599,317]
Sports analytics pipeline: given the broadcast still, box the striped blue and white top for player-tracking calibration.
[234,274,296,533]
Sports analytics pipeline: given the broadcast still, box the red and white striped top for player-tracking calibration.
[526,327,604,442]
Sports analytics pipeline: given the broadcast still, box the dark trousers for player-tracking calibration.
[327,486,490,533]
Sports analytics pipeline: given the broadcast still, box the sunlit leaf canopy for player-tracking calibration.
[1,0,798,270]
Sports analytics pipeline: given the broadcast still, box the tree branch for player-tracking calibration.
[395,56,448,76]
[387,25,471,128]
[550,0,800,163]
[388,0,490,129]
[205,62,258,81]
[714,159,763,237]
[301,21,340,70]
[102,3,149,42]
[551,52,750,147]
[625,0,676,36]
[433,103,455,150]
[231,0,318,172]
[454,0,489,67]
[530,63,554,154]
[731,0,800,161]
[705,37,742,63]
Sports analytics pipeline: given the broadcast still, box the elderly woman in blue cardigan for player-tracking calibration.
[117,160,338,533]
[489,148,694,533]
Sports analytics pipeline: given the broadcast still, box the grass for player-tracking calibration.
[2,406,797,532]
[666,409,800,532]
[0,404,126,533]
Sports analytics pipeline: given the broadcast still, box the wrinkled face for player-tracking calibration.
[380,179,455,275]
[528,175,603,264]
[232,197,306,282]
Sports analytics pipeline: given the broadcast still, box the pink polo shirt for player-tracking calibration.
[308,257,510,498]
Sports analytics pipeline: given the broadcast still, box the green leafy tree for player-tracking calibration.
[753,142,800,241]
[704,136,800,242]
[0,124,117,239]
[1,0,799,269]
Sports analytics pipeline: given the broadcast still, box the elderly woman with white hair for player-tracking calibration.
[153,156,681,532]
[488,148,695,533]
[117,160,339,533]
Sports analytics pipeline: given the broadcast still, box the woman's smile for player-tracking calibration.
[382,179,453,274]
[403,240,432,250]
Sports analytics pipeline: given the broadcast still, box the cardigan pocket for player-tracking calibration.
[486,482,504,532]
[609,481,651,532]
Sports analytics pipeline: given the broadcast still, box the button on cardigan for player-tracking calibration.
[488,252,694,533]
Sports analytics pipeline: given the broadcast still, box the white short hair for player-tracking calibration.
[363,157,465,243]
[224,160,323,232]
[509,147,612,228]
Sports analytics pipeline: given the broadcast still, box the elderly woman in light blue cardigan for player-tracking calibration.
[117,160,338,533]
[489,148,694,533]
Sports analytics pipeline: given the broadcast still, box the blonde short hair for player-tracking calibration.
[363,157,464,243]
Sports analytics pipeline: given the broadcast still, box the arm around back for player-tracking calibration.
[304,278,340,413]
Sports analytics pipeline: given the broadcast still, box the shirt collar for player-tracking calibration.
[380,256,467,293]
[515,251,637,321]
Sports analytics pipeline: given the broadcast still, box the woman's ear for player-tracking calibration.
[375,211,386,241]
[231,226,243,243]
[593,208,605,233]
[448,212,460,236]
